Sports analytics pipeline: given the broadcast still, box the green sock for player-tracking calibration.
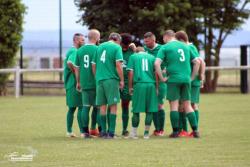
[91,107,98,130]
[158,109,165,131]
[107,107,111,132]
[195,110,199,126]
[109,113,117,134]
[186,112,198,131]
[132,113,140,128]
[153,112,159,131]
[144,130,149,135]
[182,112,188,131]
[179,112,184,131]
[100,114,107,133]
[67,107,76,133]
[170,111,179,133]
[145,112,153,126]
[122,106,129,132]
[81,106,90,133]
[77,107,84,133]
[179,112,188,132]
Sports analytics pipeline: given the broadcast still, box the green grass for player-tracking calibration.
[0,94,250,167]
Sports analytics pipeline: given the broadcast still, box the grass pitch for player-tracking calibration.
[0,93,250,167]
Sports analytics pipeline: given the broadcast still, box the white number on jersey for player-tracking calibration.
[142,58,148,71]
[83,55,89,68]
[100,50,106,63]
[178,49,185,62]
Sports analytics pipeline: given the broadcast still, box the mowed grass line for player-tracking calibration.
[0,94,250,167]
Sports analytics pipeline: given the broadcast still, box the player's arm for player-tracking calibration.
[92,63,96,76]
[129,43,137,52]
[67,61,75,73]
[155,71,159,95]
[191,58,201,81]
[198,58,206,87]
[128,70,134,95]
[74,52,81,91]
[116,61,124,89]
[154,58,167,82]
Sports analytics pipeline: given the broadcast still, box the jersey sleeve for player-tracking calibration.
[115,46,123,62]
[74,50,80,67]
[127,55,134,71]
[156,47,165,61]
[189,45,199,61]
[67,49,77,66]
[91,49,97,64]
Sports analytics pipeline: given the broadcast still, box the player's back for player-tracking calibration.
[94,41,123,82]
[129,52,156,83]
[160,40,192,83]
[76,44,98,89]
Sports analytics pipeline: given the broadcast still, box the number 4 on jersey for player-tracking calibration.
[100,50,106,63]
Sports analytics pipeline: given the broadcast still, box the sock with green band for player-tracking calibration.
[100,114,107,133]
[122,106,129,132]
[170,111,180,133]
[77,106,84,133]
[158,109,165,131]
[91,107,98,130]
[186,112,198,131]
[179,112,184,131]
[194,110,199,126]
[179,112,188,132]
[153,112,159,131]
[132,113,140,128]
[67,107,76,133]
[109,113,117,134]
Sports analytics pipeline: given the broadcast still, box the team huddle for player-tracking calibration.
[63,29,205,139]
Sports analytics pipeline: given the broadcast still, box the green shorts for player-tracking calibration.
[66,87,82,107]
[132,83,158,113]
[82,89,96,106]
[167,82,191,101]
[158,82,167,104]
[191,86,200,104]
[120,83,131,101]
[96,79,120,106]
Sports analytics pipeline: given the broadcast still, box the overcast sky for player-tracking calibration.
[22,0,250,31]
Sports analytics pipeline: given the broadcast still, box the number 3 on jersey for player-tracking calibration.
[178,49,185,62]
[100,50,106,63]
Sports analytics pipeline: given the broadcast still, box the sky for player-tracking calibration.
[22,0,250,32]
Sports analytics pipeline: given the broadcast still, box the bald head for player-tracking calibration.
[88,29,100,44]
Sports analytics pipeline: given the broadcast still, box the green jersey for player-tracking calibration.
[75,44,98,90]
[127,52,156,83]
[189,43,201,86]
[64,47,77,90]
[157,40,196,83]
[92,41,123,83]
[122,48,134,84]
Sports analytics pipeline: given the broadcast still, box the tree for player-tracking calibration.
[0,0,25,95]
[198,0,250,92]
[75,0,250,92]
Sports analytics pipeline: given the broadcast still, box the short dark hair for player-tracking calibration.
[120,33,132,46]
[109,32,121,42]
[143,32,155,39]
[163,30,175,37]
[73,33,83,41]
[175,31,189,43]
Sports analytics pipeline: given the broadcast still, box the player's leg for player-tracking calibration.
[90,107,100,136]
[191,86,200,128]
[182,84,199,138]
[77,106,84,136]
[167,83,181,138]
[96,81,108,138]
[178,102,189,137]
[121,99,130,136]
[105,79,120,138]
[66,107,76,137]
[144,112,153,139]
[130,112,140,139]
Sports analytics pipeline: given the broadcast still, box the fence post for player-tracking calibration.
[15,66,20,98]
[240,45,248,94]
